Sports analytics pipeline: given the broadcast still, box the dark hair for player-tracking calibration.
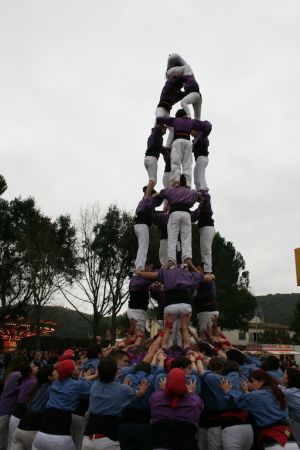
[134,361,151,374]
[221,360,241,376]
[175,109,187,118]
[249,369,286,410]
[6,356,26,376]
[132,345,147,356]
[36,365,54,385]
[207,356,226,373]
[226,349,246,366]
[87,345,102,360]
[112,350,128,361]
[286,368,300,389]
[261,355,280,371]
[168,345,184,356]
[98,357,117,383]
[142,186,156,195]
[198,342,213,357]
[170,356,191,370]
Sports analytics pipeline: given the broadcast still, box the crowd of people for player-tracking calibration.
[0,53,300,450]
[0,332,300,449]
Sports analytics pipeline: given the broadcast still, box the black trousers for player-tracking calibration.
[118,423,152,450]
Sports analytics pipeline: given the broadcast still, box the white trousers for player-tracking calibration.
[164,303,192,347]
[167,211,192,263]
[194,155,209,191]
[207,426,223,450]
[163,171,170,188]
[155,107,174,149]
[170,139,193,187]
[144,156,158,184]
[32,432,75,450]
[265,444,299,449]
[134,224,149,271]
[8,415,20,450]
[81,435,120,449]
[127,308,148,332]
[10,428,37,450]
[159,239,168,266]
[71,413,88,450]
[181,92,202,120]
[162,172,171,209]
[199,226,216,273]
[0,414,9,450]
[222,424,253,450]
[197,311,219,335]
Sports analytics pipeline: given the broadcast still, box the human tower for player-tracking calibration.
[127,53,218,346]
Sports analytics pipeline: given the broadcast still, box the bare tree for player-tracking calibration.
[60,206,112,339]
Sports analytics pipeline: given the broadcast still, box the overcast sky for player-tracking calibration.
[1,0,300,297]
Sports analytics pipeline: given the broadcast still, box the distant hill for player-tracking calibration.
[3,294,299,341]
[34,305,93,338]
[256,293,300,326]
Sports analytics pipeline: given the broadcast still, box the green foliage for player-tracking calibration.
[260,329,292,344]
[0,175,7,196]
[211,232,256,330]
[0,196,78,347]
[257,294,300,326]
[290,298,300,332]
[0,197,38,323]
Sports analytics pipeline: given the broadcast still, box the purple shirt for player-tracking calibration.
[150,284,166,312]
[158,78,184,110]
[135,197,162,215]
[183,74,200,94]
[17,377,38,404]
[145,127,163,158]
[129,275,152,293]
[0,371,22,416]
[150,390,203,428]
[158,268,203,291]
[159,186,198,208]
[156,116,212,138]
[200,192,213,215]
[152,211,169,229]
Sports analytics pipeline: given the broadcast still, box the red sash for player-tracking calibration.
[258,425,291,446]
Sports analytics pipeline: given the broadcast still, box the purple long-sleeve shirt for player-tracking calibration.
[156,116,212,141]
[17,377,38,404]
[150,390,203,428]
[152,211,169,229]
[135,197,162,215]
[193,136,210,159]
[158,268,203,292]
[159,186,198,208]
[145,127,164,159]
[183,74,200,94]
[150,285,166,315]
[199,192,213,215]
[0,371,22,416]
[129,275,152,293]
[193,280,218,313]
[158,78,185,111]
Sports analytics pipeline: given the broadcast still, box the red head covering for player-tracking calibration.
[165,357,175,372]
[55,360,74,380]
[165,368,187,408]
[59,349,75,362]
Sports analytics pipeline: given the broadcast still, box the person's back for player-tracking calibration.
[150,368,203,450]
